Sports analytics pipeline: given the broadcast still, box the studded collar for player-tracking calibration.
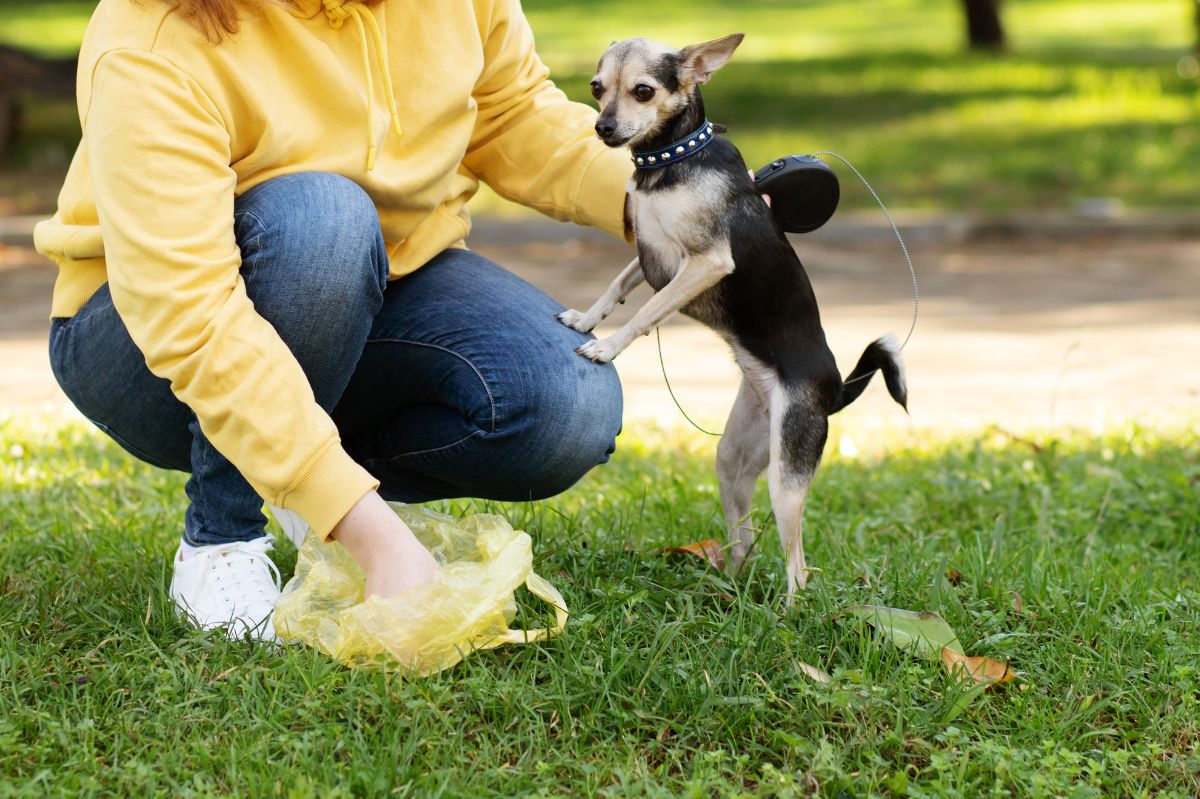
[631,120,715,170]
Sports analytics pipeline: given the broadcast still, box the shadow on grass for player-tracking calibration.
[9,44,1195,212]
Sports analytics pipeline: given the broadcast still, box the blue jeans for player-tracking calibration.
[49,172,623,546]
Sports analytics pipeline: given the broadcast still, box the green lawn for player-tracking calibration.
[1,0,1197,212]
[2,415,1198,796]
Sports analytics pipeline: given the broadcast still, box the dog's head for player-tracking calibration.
[591,33,743,148]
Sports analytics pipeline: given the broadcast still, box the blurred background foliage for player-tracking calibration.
[0,0,1197,213]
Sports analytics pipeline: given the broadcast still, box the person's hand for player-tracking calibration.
[749,169,771,207]
[330,490,439,598]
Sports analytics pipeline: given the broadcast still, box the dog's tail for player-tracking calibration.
[830,336,907,414]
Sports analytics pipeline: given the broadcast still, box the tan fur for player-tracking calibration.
[716,349,775,570]
[557,257,644,333]
[573,245,734,363]
[678,34,744,86]
[566,33,822,599]
[591,39,687,147]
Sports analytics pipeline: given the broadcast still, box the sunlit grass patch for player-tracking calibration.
[522,0,1192,70]
[2,412,1198,795]
[2,0,1196,212]
[0,0,94,57]
[548,49,1200,212]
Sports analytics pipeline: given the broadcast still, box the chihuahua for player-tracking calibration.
[557,34,907,596]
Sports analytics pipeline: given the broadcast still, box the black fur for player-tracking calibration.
[650,53,680,93]
[630,92,710,194]
[830,338,908,414]
[780,408,829,481]
[628,84,906,446]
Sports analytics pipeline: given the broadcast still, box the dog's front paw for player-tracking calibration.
[556,308,598,333]
[575,337,624,363]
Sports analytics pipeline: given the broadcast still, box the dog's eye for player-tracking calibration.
[590,81,603,100]
[633,84,655,102]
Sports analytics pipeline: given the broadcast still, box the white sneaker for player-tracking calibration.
[170,536,282,641]
[266,503,309,549]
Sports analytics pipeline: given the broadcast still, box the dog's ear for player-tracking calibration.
[678,33,744,86]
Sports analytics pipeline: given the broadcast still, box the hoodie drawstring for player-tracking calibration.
[323,0,403,171]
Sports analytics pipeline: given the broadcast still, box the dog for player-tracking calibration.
[557,33,908,596]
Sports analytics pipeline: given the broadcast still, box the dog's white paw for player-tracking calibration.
[575,337,623,363]
[556,309,598,333]
[785,562,816,598]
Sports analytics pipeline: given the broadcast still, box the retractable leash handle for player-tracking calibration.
[656,152,920,435]
[753,152,918,353]
[752,154,842,234]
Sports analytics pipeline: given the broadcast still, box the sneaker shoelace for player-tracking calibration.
[191,537,282,616]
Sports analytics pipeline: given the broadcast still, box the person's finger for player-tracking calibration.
[747,170,771,207]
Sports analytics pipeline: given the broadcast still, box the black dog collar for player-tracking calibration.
[631,120,715,170]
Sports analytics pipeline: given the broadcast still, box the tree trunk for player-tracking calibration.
[0,45,77,162]
[0,66,15,163]
[1194,0,1199,53]
[962,0,1006,51]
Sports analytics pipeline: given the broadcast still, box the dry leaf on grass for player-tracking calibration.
[940,648,1016,687]
[663,539,725,570]
[797,661,831,683]
[842,604,1019,704]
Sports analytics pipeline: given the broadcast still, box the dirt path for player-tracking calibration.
[3,219,1198,434]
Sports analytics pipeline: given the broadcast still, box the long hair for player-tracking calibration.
[172,0,385,42]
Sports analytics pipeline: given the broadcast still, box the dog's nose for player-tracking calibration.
[595,119,616,139]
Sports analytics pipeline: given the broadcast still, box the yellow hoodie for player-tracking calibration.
[34,0,632,539]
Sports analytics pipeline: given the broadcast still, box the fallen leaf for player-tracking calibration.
[208,666,239,684]
[843,605,964,658]
[940,647,1015,687]
[840,604,1021,713]
[796,661,831,683]
[664,539,724,570]
[1010,592,1023,613]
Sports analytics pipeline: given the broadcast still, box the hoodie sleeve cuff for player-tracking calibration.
[277,441,380,542]
[574,143,634,242]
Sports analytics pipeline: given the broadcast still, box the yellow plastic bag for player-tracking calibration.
[273,504,568,674]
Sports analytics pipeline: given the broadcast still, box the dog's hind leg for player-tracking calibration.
[717,375,771,574]
[767,383,829,599]
[557,258,644,334]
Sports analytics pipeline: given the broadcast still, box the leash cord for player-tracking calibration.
[815,151,920,384]
[656,326,723,436]
[655,150,920,435]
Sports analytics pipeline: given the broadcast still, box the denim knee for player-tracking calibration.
[498,359,623,500]
[235,172,388,312]
[233,172,390,410]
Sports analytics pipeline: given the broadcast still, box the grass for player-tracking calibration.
[1,0,1198,213]
[0,0,92,57]
[2,413,1198,796]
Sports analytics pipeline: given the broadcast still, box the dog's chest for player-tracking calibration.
[630,182,724,292]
